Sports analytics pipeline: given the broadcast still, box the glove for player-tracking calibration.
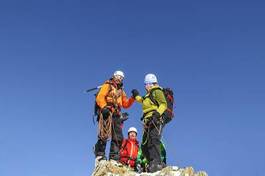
[101,107,111,119]
[122,112,129,117]
[131,89,139,98]
[120,112,129,122]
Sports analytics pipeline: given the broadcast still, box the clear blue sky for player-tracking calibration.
[1,1,265,176]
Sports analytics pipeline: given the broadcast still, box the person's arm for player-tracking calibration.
[119,139,128,163]
[131,89,143,104]
[122,91,135,108]
[136,147,143,164]
[135,95,143,104]
[96,83,110,109]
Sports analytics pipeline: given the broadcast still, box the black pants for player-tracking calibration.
[142,116,163,164]
[94,114,123,161]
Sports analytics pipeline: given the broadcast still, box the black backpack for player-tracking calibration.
[93,83,111,118]
[149,87,174,124]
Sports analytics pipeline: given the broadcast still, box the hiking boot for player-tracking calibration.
[136,164,143,173]
[147,161,165,173]
[95,156,107,167]
[160,162,167,169]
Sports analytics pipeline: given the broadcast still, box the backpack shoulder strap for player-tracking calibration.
[149,87,163,107]
[96,80,112,97]
[105,80,113,89]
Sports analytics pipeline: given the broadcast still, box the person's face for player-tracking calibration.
[113,75,123,84]
[145,83,153,92]
[128,132,137,140]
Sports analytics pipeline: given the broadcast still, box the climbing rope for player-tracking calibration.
[98,112,112,140]
[97,86,121,141]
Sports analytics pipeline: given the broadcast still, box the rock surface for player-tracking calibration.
[92,160,208,176]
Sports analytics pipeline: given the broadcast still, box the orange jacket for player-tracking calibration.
[96,80,134,110]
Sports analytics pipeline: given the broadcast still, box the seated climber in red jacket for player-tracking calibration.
[119,127,139,169]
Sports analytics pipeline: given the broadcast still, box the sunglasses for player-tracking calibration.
[145,83,153,86]
[114,75,124,80]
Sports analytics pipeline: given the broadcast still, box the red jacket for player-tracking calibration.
[119,138,139,168]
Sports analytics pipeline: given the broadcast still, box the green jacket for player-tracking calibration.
[135,86,167,121]
[136,142,167,167]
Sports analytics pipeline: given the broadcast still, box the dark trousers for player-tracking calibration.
[94,114,123,161]
[142,117,163,164]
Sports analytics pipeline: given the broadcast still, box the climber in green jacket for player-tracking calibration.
[131,73,167,173]
[136,141,167,173]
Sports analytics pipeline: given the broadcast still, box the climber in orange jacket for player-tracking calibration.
[94,70,135,165]
[120,127,139,169]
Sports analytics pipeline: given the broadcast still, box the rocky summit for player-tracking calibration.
[92,160,208,176]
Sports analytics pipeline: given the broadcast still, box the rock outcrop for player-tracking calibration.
[92,160,208,176]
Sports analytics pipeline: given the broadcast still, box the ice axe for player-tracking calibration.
[84,85,102,93]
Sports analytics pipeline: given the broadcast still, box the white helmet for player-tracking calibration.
[144,73,158,84]
[113,70,125,78]
[128,127,137,134]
